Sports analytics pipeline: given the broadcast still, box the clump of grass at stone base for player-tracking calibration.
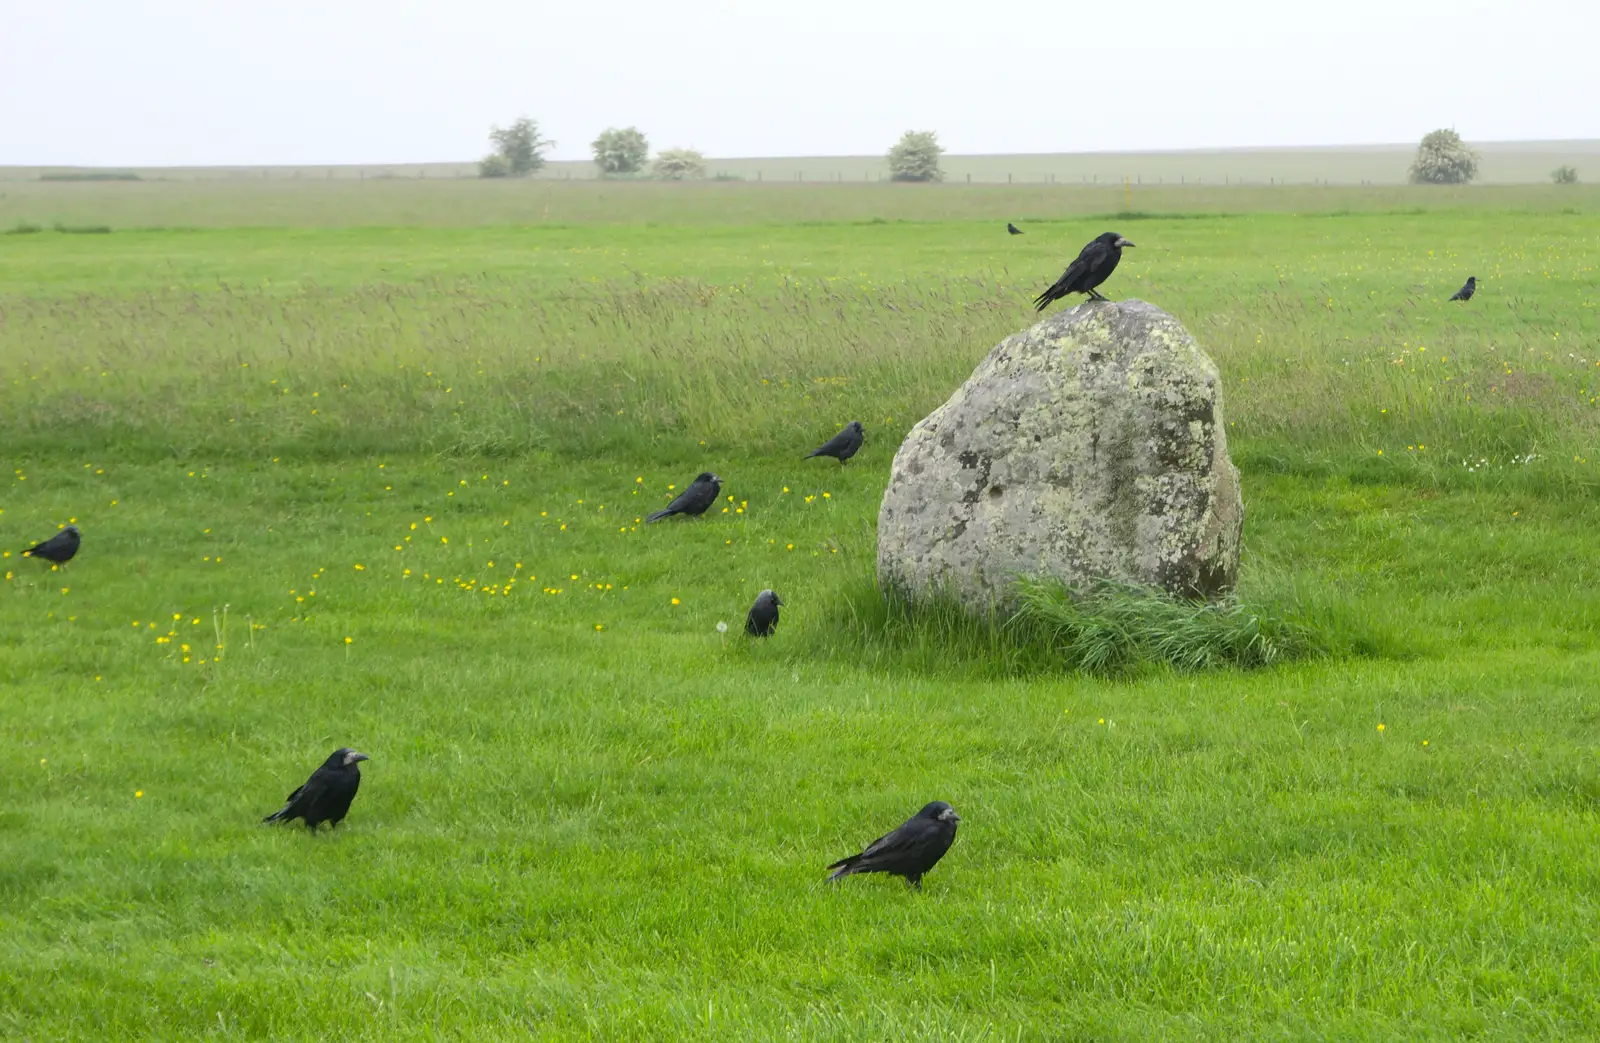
[828,575,1335,677]
[1010,578,1329,674]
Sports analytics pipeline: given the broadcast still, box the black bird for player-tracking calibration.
[746,590,782,636]
[1007,222,1024,235]
[21,525,80,566]
[645,472,722,523]
[826,800,961,889]
[1449,276,1476,301]
[806,421,864,464]
[1033,232,1135,311]
[263,748,369,831]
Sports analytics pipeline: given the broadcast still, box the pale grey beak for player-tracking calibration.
[1116,238,1135,249]
[347,752,370,764]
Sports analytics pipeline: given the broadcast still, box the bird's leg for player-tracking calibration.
[1087,289,1109,302]
[906,875,923,890]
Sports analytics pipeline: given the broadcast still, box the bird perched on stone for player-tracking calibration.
[645,472,722,522]
[745,590,782,636]
[21,525,80,566]
[1033,232,1135,310]
[1007,222,1024,235]
[805,421,864,465]
[263,748,369,831]
[1449,276,1476,301]
[826,800,960,889]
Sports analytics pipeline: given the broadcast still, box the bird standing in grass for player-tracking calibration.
[806,421,864,465]
[21,525,80,567]
[1007,222,1024,235]
[746,590,782,636]
[263,748,368,831]
[826,800,960,889]
[645,472,722,522]
[1449,276,1476,301]
[1033,232,1135,310]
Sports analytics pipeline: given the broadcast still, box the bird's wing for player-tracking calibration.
[290,772,332,808]
[837,819,934,871]
[687,483,719,511]
[1082,240,1115,275]
[1036,247,1097,305]
[1034,265,1078,308]
[655,483,703,515]
[809,432,850,457]
[860,821,927,859]
[1056,255,1090,289]
[264,780,315,822]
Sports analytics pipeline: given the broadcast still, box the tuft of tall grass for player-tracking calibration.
[823,575,1335,677]
[1011,578,1327,674]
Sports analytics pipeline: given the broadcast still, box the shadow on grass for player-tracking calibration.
[812,575,1401,679]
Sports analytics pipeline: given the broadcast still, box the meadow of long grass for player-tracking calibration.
[2,184,1598,1040]
[2,176,1599,231]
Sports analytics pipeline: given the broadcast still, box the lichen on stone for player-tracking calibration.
[877,300,1244,607]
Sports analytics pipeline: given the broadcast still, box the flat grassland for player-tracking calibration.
[2,180,1599,1041]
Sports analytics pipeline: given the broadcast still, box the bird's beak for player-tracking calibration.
[349,752,370,763]
[942,809,961,822]
[1116,238,1135,249]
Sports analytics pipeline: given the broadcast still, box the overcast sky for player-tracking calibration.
[3,0,1595,166]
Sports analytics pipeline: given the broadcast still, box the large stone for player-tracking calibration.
[876,300,1243,607]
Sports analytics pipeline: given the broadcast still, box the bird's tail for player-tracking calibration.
[803,449,821,459]
[644,507,673,523]
[825,856,858,883]
[1032,289,1056,312]
[262,806,291,824]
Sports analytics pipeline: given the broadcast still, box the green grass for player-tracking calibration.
[3,182,1600,1040]
[2,176,1599,231]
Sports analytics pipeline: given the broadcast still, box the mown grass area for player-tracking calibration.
[3,185,1599,1040]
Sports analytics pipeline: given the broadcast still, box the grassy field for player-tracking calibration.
[3,181,1600,1041]
[4,178,1600,232]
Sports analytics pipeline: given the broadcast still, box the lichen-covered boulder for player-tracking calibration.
[876,300,1242,607]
